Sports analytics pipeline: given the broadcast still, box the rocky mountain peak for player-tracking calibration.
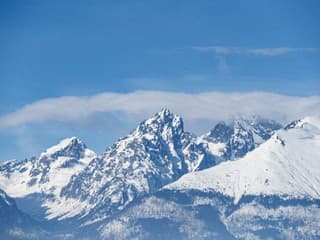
[134,108,184,139]
[39,137,88,159]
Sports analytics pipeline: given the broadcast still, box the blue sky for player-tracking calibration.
[0,0,319,160]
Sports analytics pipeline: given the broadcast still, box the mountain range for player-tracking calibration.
[0,108,319,240]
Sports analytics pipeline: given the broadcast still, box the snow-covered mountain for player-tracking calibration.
[0,109,281,226]
[50,108,194,223]
[167,116,320,202]
[44,109,280,224]
[99,116,320,240]
[0,137,96,219]
[3,108,307,239]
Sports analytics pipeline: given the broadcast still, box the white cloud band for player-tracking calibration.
[0,91,319,131]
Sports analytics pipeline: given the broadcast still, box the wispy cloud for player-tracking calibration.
[0,91,319,133]
[192,46,318,56]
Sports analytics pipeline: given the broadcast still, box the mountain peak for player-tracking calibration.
[158,107,171,116]
[58,109,189,222]
[39,136,88,159]
[134,108,184,135]
[0,135,96,200]
[200,117,282,163]
[285,116,320,131]
[154,107,175,121]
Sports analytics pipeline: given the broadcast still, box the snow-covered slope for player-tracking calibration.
[0,137,96,203]
[167,117,320,203]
